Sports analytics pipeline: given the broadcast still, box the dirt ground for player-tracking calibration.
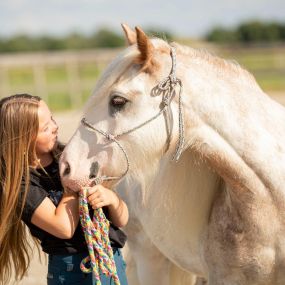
[10,91,285,285]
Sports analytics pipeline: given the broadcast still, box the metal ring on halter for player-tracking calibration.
[80,45,185,185]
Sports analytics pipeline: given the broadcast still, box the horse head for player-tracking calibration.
[60,25,190,192]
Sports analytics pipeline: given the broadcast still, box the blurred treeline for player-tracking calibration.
[0,27,173,53]
[206,21,285,43]
[1,21,284,111]
[1,20,284,53]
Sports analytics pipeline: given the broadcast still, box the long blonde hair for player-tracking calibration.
[0,94,41,284]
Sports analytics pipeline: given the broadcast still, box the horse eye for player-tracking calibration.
[110,96,128,109]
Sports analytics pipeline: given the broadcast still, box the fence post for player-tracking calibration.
[0,66,10,98]
[66,60,82,108]
[33,63,48,102]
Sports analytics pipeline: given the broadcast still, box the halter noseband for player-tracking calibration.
[81,46,184,185]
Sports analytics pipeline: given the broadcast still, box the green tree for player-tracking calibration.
[263,22,282,41]
[3,35,32,52]
[280,24,285,40]
[36,36,65,51]
[65,32,88,50]
[145,28,174,42]
[206,20,285,43]
[206,27,240,43]
[90,28,124,48]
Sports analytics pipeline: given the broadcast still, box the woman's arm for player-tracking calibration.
[31,191,79,239]
[87,185,129,228]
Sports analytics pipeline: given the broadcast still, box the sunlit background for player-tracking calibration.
[0,0,284,111]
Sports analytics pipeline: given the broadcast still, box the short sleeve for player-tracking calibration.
[21,184,48,224]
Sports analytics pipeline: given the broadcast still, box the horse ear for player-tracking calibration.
[135,26,155,71]
[121,23,137,45]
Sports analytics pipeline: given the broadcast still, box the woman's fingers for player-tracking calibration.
[87,185,103,200]
[91,201,105,209]
[87,186,98,196]
[86,185,116,209]
[89,197,103,208]
[87,191,100,203]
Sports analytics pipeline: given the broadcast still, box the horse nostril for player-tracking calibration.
[89,161,99,179]
[63,162,71,176]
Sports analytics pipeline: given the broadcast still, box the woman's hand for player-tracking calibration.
[86,185,129,228]
[87,185,119,210]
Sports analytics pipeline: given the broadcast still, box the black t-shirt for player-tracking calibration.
[21,159,127,255]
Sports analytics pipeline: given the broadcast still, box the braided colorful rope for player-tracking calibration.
[79,188,120,285]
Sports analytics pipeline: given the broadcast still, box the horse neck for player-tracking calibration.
[125,148,220,224]
[177,47,285,194]
[176,45,285,135]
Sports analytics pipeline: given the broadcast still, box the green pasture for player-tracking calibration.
[6,45,285,111]
[8,62,101,111]
[219,45,285,91]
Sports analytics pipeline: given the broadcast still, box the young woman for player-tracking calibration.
[0,94,129,285]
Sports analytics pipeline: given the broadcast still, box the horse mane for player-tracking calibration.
[171,42,260,90]
[84,46,138,112]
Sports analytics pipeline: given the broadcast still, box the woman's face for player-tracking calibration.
[35,100,58,155]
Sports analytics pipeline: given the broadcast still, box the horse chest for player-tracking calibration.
[127,174,218,274]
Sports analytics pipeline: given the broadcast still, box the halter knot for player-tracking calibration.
[94,176,103,185]
[162,94,171,107]
[158,77,171,91]
[106,134,116,141]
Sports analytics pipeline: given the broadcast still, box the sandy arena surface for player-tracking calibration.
[10,91,285,285]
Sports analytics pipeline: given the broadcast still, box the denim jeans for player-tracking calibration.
[47,248,128,285]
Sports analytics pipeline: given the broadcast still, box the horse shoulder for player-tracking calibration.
[189,126,285,283]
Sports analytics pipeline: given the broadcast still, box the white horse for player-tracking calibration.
[60,24,285,285]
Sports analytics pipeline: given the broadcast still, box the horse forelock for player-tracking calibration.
[84,45,139,113]
[84,38,170,114]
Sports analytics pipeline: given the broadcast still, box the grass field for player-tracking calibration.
[4,44,285,111]
[7,61,102,111]
[219,44,285,91]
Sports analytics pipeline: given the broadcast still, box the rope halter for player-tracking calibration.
[81,45,185,186]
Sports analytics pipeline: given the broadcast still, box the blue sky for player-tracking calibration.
[0,0,284,38]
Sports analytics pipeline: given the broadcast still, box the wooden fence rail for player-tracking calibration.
[0,48,121,109]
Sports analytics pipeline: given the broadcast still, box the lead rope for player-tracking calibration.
[79,188,120,285]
